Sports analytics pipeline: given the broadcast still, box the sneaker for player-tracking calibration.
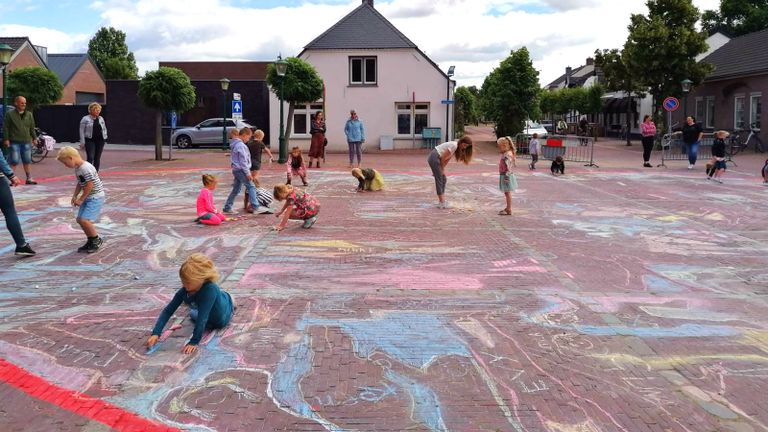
[223,209,238,215]
[254,206,273,214]
[643,163,652,168]
[302,216,318,229]
[25,178,37,185]
[528,163,533,170]
[86,237,103,253]
[715,178,723,184]
[706,176,711,180]
[77,240,92,253]
[441,202,452,209]
[687,164,694,170]
[14,243,36,256]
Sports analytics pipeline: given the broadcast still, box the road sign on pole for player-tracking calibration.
[232,100,243,120]
[663,97,679,112]
[232,93,241,101]
[441,100,454,105]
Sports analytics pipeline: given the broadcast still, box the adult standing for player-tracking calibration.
[427,136,473,209]
[640,115,656,167]
[344,110,365,168]
[308,111,326,168]
[2,96,37,184]
[681,116,703,170]
[79,102,108,171]
[0,149,35,256]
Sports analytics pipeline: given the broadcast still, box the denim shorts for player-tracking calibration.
[9,142,32,165]
[77,195,105,222]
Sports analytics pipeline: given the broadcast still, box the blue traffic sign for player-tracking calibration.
[441,100,454,105]
[232,100,243,114]
[170,111,177,129]
[663,97,679,112]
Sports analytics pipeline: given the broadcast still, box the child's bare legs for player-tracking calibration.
[301,175,308,186]
[77,218,98,238]
[251,170,261,187]
[504,191,512,213]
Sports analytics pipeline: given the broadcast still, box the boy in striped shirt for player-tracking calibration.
[56,146,105,253]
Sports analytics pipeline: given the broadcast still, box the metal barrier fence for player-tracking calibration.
[658,132,714,168]
[515,134,598,167]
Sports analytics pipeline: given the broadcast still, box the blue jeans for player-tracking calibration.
[223,169,260,212]
[686,141,700,165]
[9,142,32,165]
[348,141,362,165]
[0,176,26,247]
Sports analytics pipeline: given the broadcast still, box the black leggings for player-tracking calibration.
[641,136,654,162]
[85,139,105,171]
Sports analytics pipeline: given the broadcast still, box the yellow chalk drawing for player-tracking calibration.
[591,353,768,369]
[656,215,685,222]
[546,420,601,432]
[741,330,768,354]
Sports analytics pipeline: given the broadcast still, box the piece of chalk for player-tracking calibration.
[146,343,162,354]
[134,276,140,280]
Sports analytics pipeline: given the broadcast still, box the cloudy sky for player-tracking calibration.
[1,0,720,87]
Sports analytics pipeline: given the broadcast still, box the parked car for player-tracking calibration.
[540,121,554,134]
[171,118,254,148]
[522,120,548,139]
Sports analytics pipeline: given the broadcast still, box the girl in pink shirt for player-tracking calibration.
[196,174,232,226]
[640,115,657,167]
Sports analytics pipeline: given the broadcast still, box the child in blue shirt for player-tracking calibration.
[147,253,234,354]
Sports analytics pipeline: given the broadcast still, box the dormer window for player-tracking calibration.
[350,56,377,85]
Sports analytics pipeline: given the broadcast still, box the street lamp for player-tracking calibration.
[0,43,14,121]
[275,55,288,164]
[220,78,230,150]
[445,65,455,142]
[681,78,692,118]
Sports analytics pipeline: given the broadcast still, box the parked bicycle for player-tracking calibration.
[31,127,55,163]
[728,122,764,156]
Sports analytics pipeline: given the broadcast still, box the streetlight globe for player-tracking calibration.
[275,56,288,77]
[220,78,230,91]
[0,43,12,66]
[681,78,693,93]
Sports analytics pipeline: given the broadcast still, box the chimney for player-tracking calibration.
[565,66,572,88]
[585,57,594,66]
[362,0,374,6]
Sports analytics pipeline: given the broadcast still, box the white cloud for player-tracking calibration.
[3,0,726,89]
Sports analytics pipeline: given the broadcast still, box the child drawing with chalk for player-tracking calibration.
[147,253,234,354]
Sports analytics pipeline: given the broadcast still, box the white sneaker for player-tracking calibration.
[715,178,723,184]
[687,164,694,170]
[254,206,273,214]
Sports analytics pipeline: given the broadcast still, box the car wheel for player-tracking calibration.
[176,135,192,149]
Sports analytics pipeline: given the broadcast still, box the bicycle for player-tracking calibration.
[30,128,55,163]
[729,123,764,155]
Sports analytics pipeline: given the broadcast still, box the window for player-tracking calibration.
[750,93,762,129]
[291,102,324,135]
[199,119,217,128]
[350,57,377,85]
[706,97,715,129]
[395,103,429,135]
[695,98,705,124]
[734,95,745,129]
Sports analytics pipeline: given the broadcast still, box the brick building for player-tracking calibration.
[47,54,106,105]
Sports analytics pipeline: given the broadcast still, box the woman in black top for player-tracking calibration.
[681,116,703,170]
[79,103,108,171]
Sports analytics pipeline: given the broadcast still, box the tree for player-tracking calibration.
[454,86,479,134]
[623,0,713,127]
[137,67,196,160]
[88,27,138,79]
[265,57,324,144]
[595,48,645,145]
[478,47,540,138]
[6,67,63,110]
[702,0,768,36]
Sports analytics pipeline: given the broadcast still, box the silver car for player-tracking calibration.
[171,118,253,148]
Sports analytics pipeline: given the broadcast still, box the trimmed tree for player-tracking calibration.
[87,27,139,79]
[479,47,540,138]
[6,67,64,111]
[595,49,645,145]
[623,0,713,125]
[137,67,196,160]
[454,86,479,135]
[266,57,324,148]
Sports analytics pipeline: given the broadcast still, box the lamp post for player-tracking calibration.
[0,43,14,121]
[681,78,692,119]
[220,78,230,150]
[275,55,288,164]
[445,65,455,142]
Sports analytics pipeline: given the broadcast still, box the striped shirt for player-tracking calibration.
[75,161,105,198]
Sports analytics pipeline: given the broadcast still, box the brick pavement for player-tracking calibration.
[0,129,767,431]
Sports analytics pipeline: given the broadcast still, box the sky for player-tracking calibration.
[0,0,721,88]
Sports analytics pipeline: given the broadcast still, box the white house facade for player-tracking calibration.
[268,0,454,152]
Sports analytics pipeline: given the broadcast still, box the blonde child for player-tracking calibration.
[351,167,385,192]
[497,136,518,215]
[147,253,234,354]
[247,129,273,187]
[56,146,105,253]
[273,183,319,231]
[708,130,728,183]
[286,146,308,186]
[196,174,233,225]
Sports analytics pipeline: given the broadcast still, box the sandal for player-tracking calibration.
[498,209,511,215]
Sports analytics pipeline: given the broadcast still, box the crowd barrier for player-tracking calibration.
[658,132,714,168]
[515,134,598,167]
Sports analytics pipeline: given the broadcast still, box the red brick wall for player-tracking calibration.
[57,59,106,105]
[0,46,46,95]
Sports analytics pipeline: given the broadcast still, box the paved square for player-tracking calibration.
[1,135,767,432]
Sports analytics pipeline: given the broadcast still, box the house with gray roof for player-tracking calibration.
[270,0,455,152]
[677,28,765,141]
[47,54,105,105]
